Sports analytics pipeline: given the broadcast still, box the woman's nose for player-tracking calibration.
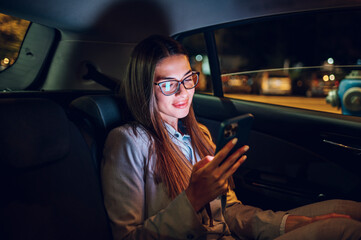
[176,82,188,96]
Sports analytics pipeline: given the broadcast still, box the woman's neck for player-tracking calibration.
[161,116,178,132]
[167,121,178,132]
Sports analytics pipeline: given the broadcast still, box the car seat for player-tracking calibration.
[69,95,129,171]
[0,98,112,240]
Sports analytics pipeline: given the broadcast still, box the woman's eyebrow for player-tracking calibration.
[158,70,192,81]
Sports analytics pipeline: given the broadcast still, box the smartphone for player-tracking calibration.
[215,113,254,164]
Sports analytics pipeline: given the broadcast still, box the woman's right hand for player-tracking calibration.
[185,138,249,212]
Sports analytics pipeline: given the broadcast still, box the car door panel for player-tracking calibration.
[193,94,361,211]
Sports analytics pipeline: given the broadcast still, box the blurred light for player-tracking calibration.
[3,58,9,65]
[327,58,334,65]
[329,74,335,81]
[357,59,361,65]
[323,75,329,81]
[202,56,210,75]
[195,54,203,62]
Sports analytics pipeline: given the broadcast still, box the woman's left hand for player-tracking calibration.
[285,213,352,233]
[185,139,248,212]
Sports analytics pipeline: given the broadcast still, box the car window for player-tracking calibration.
[181,33,213,95]
[0,15,56,91]
[215,9,361,116]
[180,8,361,117]
[0,13,30,72]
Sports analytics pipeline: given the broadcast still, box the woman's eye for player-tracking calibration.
[161,82,175,91]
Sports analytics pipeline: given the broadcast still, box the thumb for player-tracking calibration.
[193,156,214,172]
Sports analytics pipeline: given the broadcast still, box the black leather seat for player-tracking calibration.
[0,98,112,240]
[69,95,128,170]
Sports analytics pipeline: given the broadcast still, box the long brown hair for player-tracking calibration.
[120,35,215,199]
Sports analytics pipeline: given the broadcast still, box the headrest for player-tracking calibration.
[0,98,70,168]
[70,95,124,138]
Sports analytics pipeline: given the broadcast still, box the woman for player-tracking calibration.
[101,35,361,240]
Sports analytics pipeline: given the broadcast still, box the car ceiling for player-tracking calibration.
[1,0,361,42]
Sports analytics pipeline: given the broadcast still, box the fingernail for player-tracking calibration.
[244,145,249,151]
[232,138,238,145]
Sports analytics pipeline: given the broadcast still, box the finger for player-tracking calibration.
[215,179,229,196]
[207,138,238,169]
[312,213,351,222]
[218,145,249,172]
[221,155,247,181]
[221,179,231,195]
[193,156,214,172]
[327,213,351,219]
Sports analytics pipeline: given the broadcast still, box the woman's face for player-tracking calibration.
[154,54,195,127]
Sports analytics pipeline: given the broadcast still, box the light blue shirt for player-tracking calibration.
[165,122,198,165]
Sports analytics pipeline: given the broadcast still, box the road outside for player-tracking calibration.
[225,94,342,114]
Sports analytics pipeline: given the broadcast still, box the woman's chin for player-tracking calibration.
[175,109,190,119]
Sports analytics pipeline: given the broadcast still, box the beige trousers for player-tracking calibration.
[275,199,361,240]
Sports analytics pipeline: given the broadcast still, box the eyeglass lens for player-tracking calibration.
[159,73,198,95]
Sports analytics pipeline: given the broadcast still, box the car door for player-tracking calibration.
[176,7,361,211]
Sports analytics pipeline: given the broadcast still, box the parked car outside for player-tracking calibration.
[221,73,252,93]
[253,70,292,95]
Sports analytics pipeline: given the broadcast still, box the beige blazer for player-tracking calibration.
[101,124,286,240]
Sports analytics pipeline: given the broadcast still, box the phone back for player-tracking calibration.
[215,113,254,157]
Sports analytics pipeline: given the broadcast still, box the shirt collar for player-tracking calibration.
[164,122,198,164]
[164,122,190,140]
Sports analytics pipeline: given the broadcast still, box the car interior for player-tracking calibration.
[1,0,361,239]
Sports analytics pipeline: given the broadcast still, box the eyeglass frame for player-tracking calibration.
[154,71,200,96]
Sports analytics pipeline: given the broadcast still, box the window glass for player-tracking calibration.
[215,9,361,117]
[181,33,213,95]
[0,13,30,71]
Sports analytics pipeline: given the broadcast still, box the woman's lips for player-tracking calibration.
[173,100,188,108]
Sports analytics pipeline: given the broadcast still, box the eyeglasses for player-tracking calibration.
[154,71,199,96]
